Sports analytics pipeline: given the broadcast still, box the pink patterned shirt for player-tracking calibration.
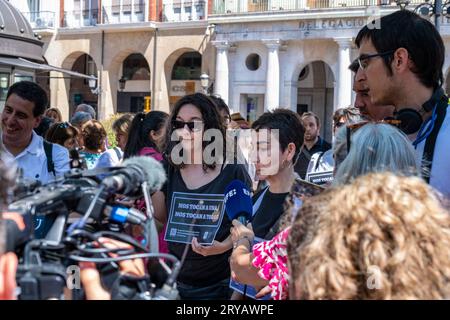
[252,227,291,300]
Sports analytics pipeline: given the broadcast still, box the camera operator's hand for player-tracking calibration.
[99,237,145,277]
[79,237,145,300]
[79,262,110,300]
[0,252,18,300]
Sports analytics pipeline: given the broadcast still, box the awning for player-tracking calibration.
[0,56,97,80]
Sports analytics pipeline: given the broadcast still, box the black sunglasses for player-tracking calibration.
[172,120,204,132]
[358,50,395,70]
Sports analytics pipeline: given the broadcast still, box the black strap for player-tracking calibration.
[422,94,448,183]
[43,140,56,177]
[301,147,312,162]
[314,151,325,171]
[113,147,122,161]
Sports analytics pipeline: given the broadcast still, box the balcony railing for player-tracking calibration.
[212,0,424,15]
[101,5,146,24]
[62,9,99,28]
[162,1,206,22]
[21,11,56,29]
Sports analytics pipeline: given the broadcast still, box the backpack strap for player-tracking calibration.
[43,140,56,177]
[113,147,122,161]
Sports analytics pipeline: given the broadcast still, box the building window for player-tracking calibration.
[171,52,202,80]
[298,66,309,81]
[14,74,33,83]
[0,73,9,101]
[122,54,150,80]
[245,54,261,71]
[134,0,144,13]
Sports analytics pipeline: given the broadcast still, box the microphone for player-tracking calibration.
[104,205,148,225]
[101,156,166,196]
[224,180,252,224]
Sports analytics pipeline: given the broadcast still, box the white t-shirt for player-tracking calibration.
[415,106,450,199]
[2,131,70,184]
[95,147,123,169]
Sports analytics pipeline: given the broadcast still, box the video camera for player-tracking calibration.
[6,155,180,300]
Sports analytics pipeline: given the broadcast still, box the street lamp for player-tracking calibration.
[118,76,126,91]
[396,0,410,10]
[397,0,450,32]
[200,73,209,95]
[88,75,100,95]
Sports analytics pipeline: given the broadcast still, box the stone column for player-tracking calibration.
[212,41,230,105]
[334,37,353,110]
[263,39,281,111]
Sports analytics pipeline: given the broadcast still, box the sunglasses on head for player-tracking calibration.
[58,122,70,129]
[172,120,204,132]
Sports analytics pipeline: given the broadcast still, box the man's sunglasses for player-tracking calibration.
[172,120,204,132]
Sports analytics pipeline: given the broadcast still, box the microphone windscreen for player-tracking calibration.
[122,156,167,192]
[224,180,252,221]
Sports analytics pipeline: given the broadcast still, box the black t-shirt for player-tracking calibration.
[295,137,332,179]
[163,163,251,287]
[251,188,288,239]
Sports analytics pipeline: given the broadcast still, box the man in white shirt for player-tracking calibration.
[355,10,450,198]
[1,81,69,184]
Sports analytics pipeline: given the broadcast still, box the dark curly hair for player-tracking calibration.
[81,120,107,151]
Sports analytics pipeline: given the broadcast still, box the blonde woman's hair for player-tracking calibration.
[288,172,450,300]
[44,107,63,122]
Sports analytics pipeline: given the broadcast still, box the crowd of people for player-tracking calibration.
[1,9,450,300]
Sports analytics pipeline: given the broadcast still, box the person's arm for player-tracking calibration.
[151,190,167,224]
[0,252,18,300]
[230,240,269,287]
[229,220,269,287]
[53,145,70,177]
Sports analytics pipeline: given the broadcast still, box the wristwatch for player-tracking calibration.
[233,235,253,250]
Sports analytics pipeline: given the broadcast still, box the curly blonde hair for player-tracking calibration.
[288,172,450,299]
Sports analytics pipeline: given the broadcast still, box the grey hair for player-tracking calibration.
[75,104,96,119]
[70,111,93,127]
[332,110,363,173]
[333,123,419,185]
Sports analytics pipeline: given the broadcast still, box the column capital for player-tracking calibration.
[262,39,281,50]
[334,37,353,49]
[212,40,232,50]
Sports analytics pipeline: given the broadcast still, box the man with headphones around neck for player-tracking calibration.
[355,10,450,198]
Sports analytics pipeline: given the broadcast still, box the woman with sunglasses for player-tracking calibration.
[45,121,79,150]
[153,93,251,300]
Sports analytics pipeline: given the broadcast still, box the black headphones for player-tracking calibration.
[394,87,445,135]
